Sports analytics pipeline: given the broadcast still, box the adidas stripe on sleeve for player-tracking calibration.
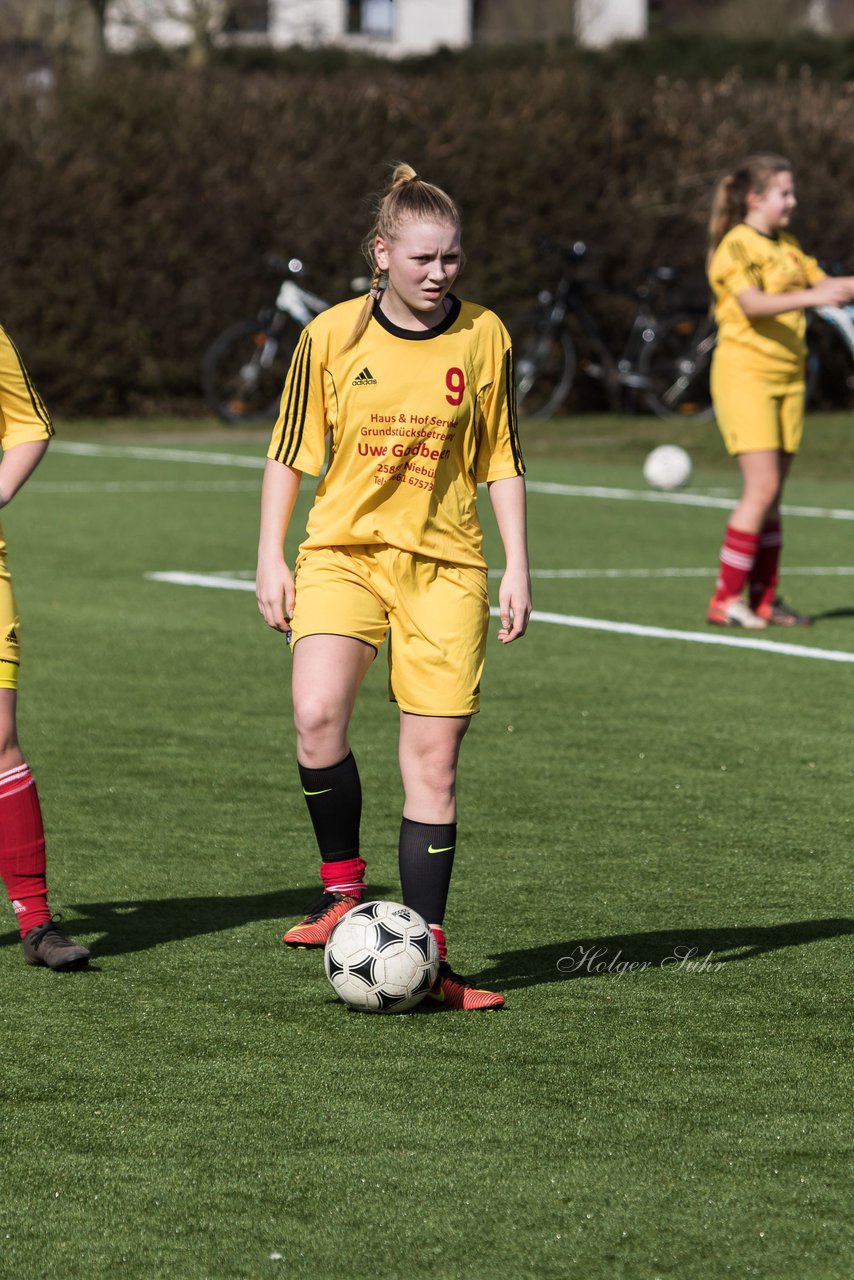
[0,326,53,447]
[269,330,328,473]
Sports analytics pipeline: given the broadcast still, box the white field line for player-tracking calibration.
[49,442,854,522]
[145,571,854,664]
[493,609,854,665]
[525,479,854,522]
[50,441,266,469]
[150,566,854,588]
[29,480,259,494]
[491,565,854,580]
[147,571,257,591]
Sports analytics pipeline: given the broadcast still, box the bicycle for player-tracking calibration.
[202,256,366,424]
[635,257,854,419]
[639,299,854,421]
[510,240,714,420]
[806,302,854,408]
[637,308,716,421]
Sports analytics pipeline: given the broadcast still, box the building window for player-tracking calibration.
[223,0,270,34]
[347,0,395,37]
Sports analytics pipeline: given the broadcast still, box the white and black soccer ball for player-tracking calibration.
[643,444,693,491]
[324,900,439,1014]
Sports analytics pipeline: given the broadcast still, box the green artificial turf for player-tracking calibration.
[0,416,851,1279]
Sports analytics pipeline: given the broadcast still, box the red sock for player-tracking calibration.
[0,764,51,938]
[430,925,448,964]
[749,517,782,611]
[714,525,760,602]
[320,856,366,900]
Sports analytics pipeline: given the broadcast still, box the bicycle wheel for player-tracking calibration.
[201,314,301,424]
[639,313,716,421]
[511,313,577,419]
[806,308,854,410]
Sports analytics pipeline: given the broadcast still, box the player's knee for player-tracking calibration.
[293,695,347,754]
[405,778,456,815]
[0,708,19,764]
[0,732,22,774]
[411,755,457,806]
[744,480,779,517]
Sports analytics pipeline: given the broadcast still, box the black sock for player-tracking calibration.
[297,751,361,860]
[398,817,456,925]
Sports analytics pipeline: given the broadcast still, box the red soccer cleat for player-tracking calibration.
[706,595,767,629]
[422,962,505,1012]
[282,892,360,948]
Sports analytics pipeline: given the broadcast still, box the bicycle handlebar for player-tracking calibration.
[265,253,304,276]
[538,240,680,291]
[539,238,589,262]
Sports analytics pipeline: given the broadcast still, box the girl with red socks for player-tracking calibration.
[705,154,854,629]
[0,325,89,971]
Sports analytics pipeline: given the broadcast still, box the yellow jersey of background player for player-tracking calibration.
[268,293,524,568]
[0,324,53,456]
[0,324,54,684]
[708,225,824,378]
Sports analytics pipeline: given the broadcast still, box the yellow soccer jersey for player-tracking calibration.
[708,225,824,377]
[0,325,53,448]
[268,295,524,569]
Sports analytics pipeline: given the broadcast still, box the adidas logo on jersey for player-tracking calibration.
[4,627,17,644]
[352,367,377,386]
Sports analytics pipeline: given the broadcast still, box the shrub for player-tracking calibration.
[2,54,854,414]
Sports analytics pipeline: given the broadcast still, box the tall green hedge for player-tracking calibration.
[2,56,854,414]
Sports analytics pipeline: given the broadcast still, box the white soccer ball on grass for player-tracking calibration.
[324,900,439,1014]
[643,444,693,491]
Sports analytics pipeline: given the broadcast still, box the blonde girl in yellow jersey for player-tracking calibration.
[0,326,89,970]
[256,165,530,1011]
[705,153,854,629]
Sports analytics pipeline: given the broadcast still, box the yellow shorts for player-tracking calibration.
[711,355,805,455]
[291,545,490,716]
[0,553,20,690]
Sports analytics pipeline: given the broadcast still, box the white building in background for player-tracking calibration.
[293,0,472,54]
[106,1,649,58]
[576,0,647,48]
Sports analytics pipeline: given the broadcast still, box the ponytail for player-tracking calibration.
[343,264,384,355]
[707,152,792,263]
[342,163,461,352]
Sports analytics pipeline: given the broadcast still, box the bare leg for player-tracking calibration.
[730,448,792,532]
[740,451,807,622]
[398,711,470,824]
[282,635,375,946]
[397,711,466,932]
[0,688,24,774]
[292,634,375,768]
[397,712,504,1010]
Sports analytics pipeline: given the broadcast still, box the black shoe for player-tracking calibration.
[756,596,813,627]
[22,919,91,971]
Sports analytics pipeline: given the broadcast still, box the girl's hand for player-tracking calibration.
[256,554,295,633]
[810,276,854,307]
[497,566,532,644]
